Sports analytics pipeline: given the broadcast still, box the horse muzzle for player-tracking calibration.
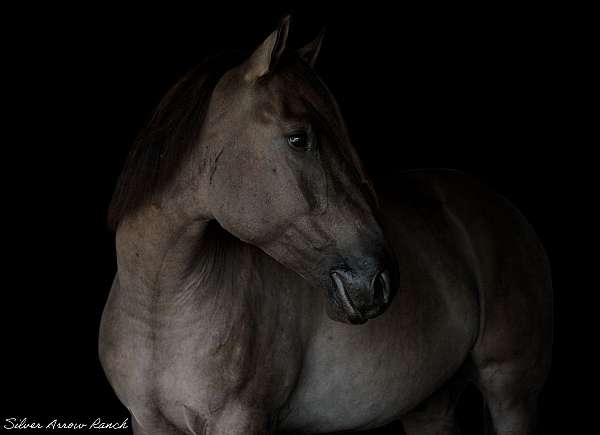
[329,263,397,324]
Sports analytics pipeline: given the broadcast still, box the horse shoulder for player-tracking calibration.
[99,275,160,423]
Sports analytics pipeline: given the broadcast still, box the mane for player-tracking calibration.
[108,52,246,229]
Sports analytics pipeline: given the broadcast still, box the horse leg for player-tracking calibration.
[473,360,544,435]
[206,403,272,435]
[470,283,551,434]
[402,375,467,435]
[130,411,186,435]
[132,417,150,435]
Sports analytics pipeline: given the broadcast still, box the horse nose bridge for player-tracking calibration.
[325,196,385,247]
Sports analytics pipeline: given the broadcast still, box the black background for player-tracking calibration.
[1,3,591,434]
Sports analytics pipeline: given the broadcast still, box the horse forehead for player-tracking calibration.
[253,76,333,125]
[258,79,308,113]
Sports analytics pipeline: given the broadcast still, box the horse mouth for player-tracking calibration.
[331,272,366,324]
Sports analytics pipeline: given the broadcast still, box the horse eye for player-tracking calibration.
[287,133,310,151]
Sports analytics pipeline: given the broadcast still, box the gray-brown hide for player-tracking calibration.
[99,17,553,435]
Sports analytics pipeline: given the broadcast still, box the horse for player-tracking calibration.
[99,16,553,435]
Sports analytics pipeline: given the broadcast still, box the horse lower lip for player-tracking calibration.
[331,272,363,323]
[380,269,392,304]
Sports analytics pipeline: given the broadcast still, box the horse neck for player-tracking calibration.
[115,203,200,302]
[114,203,277,331]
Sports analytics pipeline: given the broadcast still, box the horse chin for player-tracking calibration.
[325,292,368,325]
[326,302,367,324]
[325,282,391,325]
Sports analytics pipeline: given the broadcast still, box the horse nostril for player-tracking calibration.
[372,269,391,304]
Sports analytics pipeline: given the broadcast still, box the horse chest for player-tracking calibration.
[104,306,302,432]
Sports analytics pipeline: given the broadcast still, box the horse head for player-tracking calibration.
[202,17,399,323]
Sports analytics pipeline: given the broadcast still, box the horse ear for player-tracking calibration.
[298,28,325,68]
[244,15,291,81]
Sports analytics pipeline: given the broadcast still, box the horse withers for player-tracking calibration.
[99,16,552,435]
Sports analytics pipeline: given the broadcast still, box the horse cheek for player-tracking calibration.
[304,162,327,214]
